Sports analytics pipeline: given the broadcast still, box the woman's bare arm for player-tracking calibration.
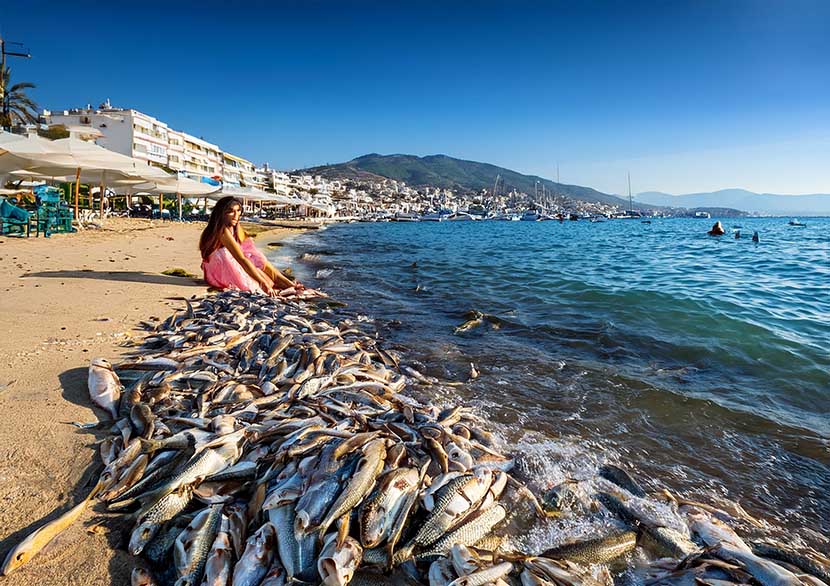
[219,229,273,293]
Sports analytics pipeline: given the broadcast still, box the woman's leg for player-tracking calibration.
[262,261,295,289]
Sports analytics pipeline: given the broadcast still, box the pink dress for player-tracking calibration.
[202,238,269,292]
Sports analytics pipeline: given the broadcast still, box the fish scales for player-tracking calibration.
[418,504,507,558]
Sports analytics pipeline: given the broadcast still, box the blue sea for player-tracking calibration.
[271,217,829,546]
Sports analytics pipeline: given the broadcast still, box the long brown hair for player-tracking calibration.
[199,196,245,260]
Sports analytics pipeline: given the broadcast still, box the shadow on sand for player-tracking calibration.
[23,270,204,287]
[0,367,133,583]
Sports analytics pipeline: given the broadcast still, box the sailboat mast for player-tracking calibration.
[628,172,632,212]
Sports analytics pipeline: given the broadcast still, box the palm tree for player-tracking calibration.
[0,65,39,130]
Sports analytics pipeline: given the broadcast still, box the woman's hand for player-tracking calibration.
[294,281,305,292]
[258,275,277,297]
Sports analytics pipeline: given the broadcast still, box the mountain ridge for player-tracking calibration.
[636,189,830,215]
[301,153,637,208]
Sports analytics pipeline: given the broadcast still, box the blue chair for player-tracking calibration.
[0,198,31,237]
[33,186,74,236]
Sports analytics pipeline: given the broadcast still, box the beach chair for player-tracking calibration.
[0,197,31,237]
[33,186,75,236]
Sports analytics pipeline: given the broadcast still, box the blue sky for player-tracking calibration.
[2,0,829,195]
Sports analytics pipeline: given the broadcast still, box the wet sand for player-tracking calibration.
[0,218,304,585]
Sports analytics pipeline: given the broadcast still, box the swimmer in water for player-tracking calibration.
[708,221,725,236]
[752,231,759,243]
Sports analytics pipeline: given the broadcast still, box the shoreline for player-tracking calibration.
[0,218,307,585]
[0,219,826,584]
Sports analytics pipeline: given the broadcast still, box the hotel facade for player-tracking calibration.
[48,102,245,187]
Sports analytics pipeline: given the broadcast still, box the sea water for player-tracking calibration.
[271,217,829,547]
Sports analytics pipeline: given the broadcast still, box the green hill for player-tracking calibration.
[302,153,632,207]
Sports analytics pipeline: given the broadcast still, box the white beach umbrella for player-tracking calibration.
[130,175,220,220]
[209,186,282,202]
[0,132,77,175]
[1,134,175,219]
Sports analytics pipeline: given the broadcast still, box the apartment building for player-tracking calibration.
[181,132,222,181]
[47,101,245,185]
[48,103,170,168]
[166,129,186,173]
[256,164,292,195]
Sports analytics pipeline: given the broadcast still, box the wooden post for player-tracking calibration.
[177,192,182,221]
[73,167,81,220]
[99,173,105,221]
[159,193,164,221]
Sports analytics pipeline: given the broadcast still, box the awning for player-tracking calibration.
[209,186,281,202]
[0,132,173,183]
[128,175,220,196]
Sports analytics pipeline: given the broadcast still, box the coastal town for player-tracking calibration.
[2,99,685,225]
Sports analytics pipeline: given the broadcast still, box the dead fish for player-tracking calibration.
[88,358,123,419]
[230,522,277,586]
[598,464,646,497]
[541,531,637,564]
[1,481,102,575]
[131,567,157,586]
[318,533,363,586]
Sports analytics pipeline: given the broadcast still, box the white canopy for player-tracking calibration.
[209,186,281,202]
[0,133,173,184]
[0,132,76,175]
[129,175,220,196]
[0,187,30,195]
[60,125,104,139]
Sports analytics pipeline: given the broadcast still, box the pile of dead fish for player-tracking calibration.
[2,289,828,586]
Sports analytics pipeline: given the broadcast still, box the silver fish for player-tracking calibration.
[88,357,123,419]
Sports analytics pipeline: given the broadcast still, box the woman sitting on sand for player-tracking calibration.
[199,196,301,296]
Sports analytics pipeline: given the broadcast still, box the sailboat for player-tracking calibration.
[622,172,641,218]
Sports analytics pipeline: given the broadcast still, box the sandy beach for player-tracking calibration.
[0,218,304,585]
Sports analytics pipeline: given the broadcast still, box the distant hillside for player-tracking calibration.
[637,189,830,216]
[302,153,636,208]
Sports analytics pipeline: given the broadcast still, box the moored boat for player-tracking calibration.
[392,212,420,222]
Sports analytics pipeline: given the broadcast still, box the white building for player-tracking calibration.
[49,102,171,169]
[222,152,260,188]
[181,132,222,182]
[47,101,234,185]
[166,129,185,173]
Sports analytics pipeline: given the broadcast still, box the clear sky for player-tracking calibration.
[2,0,829,195]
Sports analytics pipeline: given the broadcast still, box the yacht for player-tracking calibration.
[487,212,520,221]
[421,210,452,222]
[392,212,420,222]
[520,210,540,221]
[447,211,476,221]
